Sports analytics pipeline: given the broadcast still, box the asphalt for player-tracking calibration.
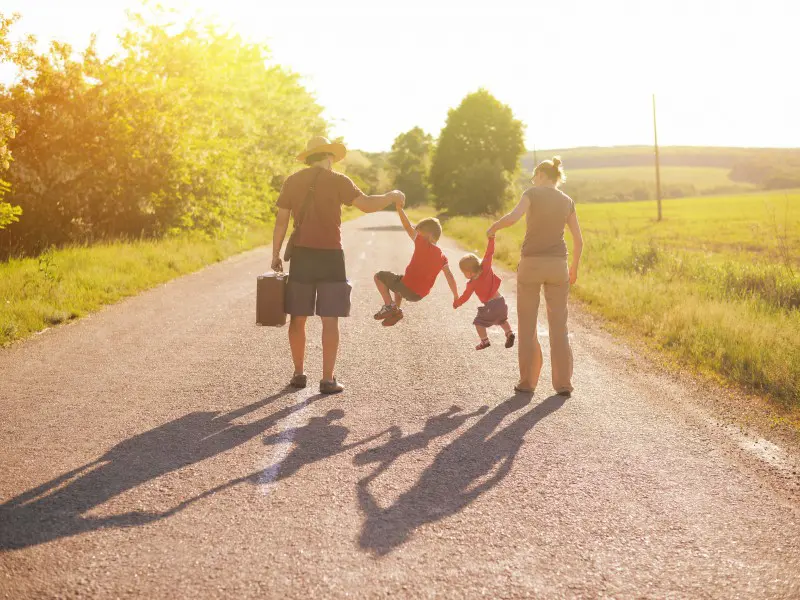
[1,211,799,599]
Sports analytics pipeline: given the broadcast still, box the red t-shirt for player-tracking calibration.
[454,237,502,307]
[401,235,449,298]
[276,167,363,250]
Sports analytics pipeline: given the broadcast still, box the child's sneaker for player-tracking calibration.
[505,332,516,348]
[374,305,395,320]
[382,307,404,327]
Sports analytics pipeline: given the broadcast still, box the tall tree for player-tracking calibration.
[0,13,23,230]
[389,127,432,207]
[430,89,524,215]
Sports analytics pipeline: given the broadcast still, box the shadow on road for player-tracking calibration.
[353,405,489,484]
[0,389,319,551]
[166,409,397,507]
[357,393,567,556]
[359,225,405,232]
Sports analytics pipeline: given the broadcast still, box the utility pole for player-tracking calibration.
[652,93,662,222]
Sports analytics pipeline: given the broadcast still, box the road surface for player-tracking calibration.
[1,211,799,599]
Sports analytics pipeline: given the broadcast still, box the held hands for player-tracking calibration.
[391,190,406,209]
[486,225,497,238]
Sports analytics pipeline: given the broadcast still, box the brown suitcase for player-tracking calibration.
[256,272,288,327]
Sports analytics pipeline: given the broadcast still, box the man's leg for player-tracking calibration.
[321,317,340,381]
[289,315,307,376]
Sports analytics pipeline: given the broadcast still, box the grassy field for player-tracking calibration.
[410,189,800,408]
[0,226,272,346]
[567,166,751,191]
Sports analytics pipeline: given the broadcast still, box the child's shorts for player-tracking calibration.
[474,296,509,327]
[375,271,423,302]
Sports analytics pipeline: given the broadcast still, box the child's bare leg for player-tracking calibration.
[393,292,403,309]
[475,325,488,340]
[500,321,513,335]
[374,274,393,306]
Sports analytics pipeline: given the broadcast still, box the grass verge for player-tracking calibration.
[0,225,272,346]
[409,190,800,408]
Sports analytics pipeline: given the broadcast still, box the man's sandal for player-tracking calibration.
[289,373,307,389]
[320,378,344,394]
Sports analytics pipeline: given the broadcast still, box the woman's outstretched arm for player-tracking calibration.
[486,193,530,237]
[566,210,584,284]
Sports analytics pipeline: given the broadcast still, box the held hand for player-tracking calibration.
[393,190,406,208]
[272,256,283,272]
[486,225,496,238]
[569,265,578,285]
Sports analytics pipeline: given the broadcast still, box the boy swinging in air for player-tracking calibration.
[373,198,459,326]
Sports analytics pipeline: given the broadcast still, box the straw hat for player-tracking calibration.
[295,136,347,163]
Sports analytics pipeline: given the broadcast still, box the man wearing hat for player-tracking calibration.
[271,136,405,394]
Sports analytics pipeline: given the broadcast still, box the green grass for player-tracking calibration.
[0,225,272,346]
[409,189,800,407]
[568,166,750,191]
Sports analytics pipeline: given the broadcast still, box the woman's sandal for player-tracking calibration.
[475,339,491,351]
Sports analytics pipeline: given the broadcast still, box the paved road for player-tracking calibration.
[1,212,799,599]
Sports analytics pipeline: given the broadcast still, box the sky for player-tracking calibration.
[2,0,798,152]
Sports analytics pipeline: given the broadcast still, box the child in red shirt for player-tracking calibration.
[453,236,515,350]
[373,199,459,327]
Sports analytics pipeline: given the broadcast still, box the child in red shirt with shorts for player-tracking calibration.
[373,199,459,326]
[453,236,515,350]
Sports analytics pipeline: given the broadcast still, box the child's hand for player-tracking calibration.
[452,300,459,309]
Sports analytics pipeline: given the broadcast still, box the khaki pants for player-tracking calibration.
[516,256,573,393]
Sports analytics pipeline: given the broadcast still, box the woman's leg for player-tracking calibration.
[516,279,542,390]
[543,270,573,393]
[321,317,340,381]
[289,315,307,375]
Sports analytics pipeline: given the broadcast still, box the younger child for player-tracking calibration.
[373,200,459,326]
[453,236,515,350]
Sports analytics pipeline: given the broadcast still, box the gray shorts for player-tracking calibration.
[473,296,509,328]
[375,271,422,302]
[286,247,351,317]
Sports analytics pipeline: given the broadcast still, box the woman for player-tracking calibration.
[271,136,404,394]
[487,156,583,395]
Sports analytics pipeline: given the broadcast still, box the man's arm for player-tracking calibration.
[271,207,291,271]
[352,190,403,214]
[566,210,584,284]
[486,193,530,237]
[396,204,416,240]
[442,264,459,302]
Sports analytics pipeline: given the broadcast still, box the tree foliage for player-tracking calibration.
[0,7,325,257]
[0,13,23,230]
[389,126,432,207]
[430,89,524,215]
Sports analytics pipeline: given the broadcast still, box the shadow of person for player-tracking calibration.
[0,388,317,551]
[357,394,567,556]
[353,405,489,484]
[167,409,396,508]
